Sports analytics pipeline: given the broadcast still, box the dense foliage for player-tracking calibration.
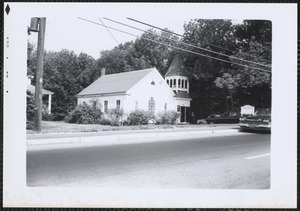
[107,108,125,126]
[126,109,153,125]
[156,111,180,124]
[27,19,271,122]
[182,19,271,118]
[26,91,35,129]
[65,101,102,124]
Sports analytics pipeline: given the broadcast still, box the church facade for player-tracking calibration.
[76,55,192,122]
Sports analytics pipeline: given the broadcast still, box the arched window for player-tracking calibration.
[148,97,155,114]
[182,79,184,88]
[178,79,181,88]
[173,79,176,87]
[166,79,169,85]
[170,79,172,87]
[185,80,188,89]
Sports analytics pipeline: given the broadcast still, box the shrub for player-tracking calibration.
[26,91,35,129]
[65,101,102,124]
[107,108,124,126]
[98,118,111,125]
[42,113,54,121]
[42,103,54,121]
[127,109,153,125]
[156,110,180,125]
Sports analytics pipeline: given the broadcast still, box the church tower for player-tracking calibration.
[165,54,191,123]
[165,54,189,94]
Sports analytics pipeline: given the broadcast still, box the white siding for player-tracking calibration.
[175,98,191,107]
[126,69,177,114]
[77,94,127,113]
[76,69,191,118]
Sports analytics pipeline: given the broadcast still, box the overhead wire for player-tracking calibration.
[127,17,271,65]
[98,17,120,45]
[77,17,271,73]
[104,17,271,69]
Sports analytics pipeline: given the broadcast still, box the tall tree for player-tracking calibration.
[214,20,272,108]
[42,49,95,120]
[182,19,237,118]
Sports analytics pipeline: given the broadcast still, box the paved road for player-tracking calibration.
[27,132,270,189]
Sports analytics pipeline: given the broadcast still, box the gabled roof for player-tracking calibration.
[165,54,188,77]
[77,68,155,96]
[27,84,53,95]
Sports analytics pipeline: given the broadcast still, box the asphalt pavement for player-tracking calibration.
[27,131,270,189]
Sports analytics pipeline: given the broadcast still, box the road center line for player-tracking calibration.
[245,153,270,160]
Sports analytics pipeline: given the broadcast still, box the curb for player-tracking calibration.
[27,129,241,150]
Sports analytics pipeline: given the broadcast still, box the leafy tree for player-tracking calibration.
[182,19,237,117]
[214,20,272,108]
[134,29,180,76]
[27,42,37,77]
[42,49,95,120]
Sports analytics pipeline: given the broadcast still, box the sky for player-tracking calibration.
[25,3,246,59]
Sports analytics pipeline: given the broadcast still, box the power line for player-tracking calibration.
[98,18,119,45]
[77,17,271,73]
[104,17,271,69]
[127,17,271,64]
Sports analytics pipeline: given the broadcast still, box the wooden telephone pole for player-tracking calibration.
[29,17,46,132]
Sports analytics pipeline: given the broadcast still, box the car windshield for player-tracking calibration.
[255,109,271,116]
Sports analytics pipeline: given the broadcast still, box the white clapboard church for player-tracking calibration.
[76,55,191,122]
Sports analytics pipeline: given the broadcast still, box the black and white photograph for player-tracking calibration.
[3,2,297,208]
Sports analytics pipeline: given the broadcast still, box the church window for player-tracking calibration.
[182,79,184,87]
[148,97,155,114]
[173,79,176,87]
[185,80,188,89]
[177,105,181,112]
[104,100,108,113]
[170,79,172,87]
[116,100,121,109]
[178,79,181,88]
[166,79,169,85]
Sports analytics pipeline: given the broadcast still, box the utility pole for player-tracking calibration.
[28,17,46,132]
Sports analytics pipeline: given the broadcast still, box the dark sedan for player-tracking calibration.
[239,108,271,132]
[205,112,240,124]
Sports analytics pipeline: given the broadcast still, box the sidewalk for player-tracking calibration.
[27,125,242,150]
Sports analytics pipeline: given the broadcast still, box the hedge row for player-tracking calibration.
[64,104,180,126]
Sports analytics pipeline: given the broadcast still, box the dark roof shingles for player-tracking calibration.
[165,54,188,77]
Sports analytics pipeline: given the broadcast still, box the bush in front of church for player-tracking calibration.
[156,111,180,125]
[65,102,102,124]
[126,109,153,125]
[107,108,124,126]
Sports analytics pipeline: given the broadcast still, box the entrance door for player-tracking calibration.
[180,106,186,122]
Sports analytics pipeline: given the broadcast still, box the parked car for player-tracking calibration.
[205,112,240,124]
[239,108,271,132]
